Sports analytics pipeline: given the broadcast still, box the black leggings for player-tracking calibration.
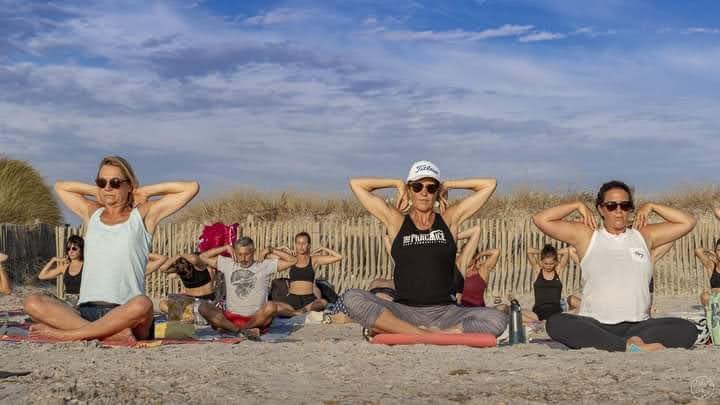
[546,313,698,352]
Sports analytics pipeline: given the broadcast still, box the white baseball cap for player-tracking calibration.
[406,160,440,182]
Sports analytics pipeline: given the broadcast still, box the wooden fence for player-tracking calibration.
[3,217,719,299]
[0,224,56,287]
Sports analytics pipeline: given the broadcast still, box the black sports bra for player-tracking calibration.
[289,258,315,283]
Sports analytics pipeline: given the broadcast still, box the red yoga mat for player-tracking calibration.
[370,332,496,347]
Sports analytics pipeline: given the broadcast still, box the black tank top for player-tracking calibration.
[533,270,562,308]
[391,214,457,306]
[711,264,720,289]
[180,267,211,289]
[289,257,315,283]
[63,263,83,295]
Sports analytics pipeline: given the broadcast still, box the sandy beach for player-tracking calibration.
[0,287,716,404]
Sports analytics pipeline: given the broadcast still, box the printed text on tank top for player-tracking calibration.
[391,214,458,306]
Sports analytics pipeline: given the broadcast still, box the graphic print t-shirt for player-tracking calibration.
[217,256,278,316]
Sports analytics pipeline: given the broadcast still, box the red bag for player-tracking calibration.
[197,222,240,256]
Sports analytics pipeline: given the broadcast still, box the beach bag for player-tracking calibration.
[197,222,240,256]
[270,278,291,301]
[707,292,720,345]
[315,279,339,304]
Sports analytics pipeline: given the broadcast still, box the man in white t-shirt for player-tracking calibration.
[198,237,297,337]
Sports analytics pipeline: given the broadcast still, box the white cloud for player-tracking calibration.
[2,1,720,195]
[372,24,534,42]
[687,27,720,34]
[518,31,566,42]
[243,8,313,26]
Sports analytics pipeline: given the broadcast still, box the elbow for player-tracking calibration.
[348,178,360,193]
[187,181,200,197]
[531,213,543,229]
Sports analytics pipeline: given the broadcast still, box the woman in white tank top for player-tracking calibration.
[24,155,198,344]
[533,180,698,352]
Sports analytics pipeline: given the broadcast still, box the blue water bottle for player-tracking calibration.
[509,299,526,344]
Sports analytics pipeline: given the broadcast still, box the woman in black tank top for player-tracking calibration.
[38,235,85,304]
[695,238,720,307]
[274,231,343,316]
[346,160,506,336]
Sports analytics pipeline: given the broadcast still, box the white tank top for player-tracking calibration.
[578,228,652,324]
[78,208,151,305]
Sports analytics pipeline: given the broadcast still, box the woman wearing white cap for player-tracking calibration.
[344,161,507,336]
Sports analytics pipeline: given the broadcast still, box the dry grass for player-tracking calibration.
[0,156,61,225]
[178,185,720,223]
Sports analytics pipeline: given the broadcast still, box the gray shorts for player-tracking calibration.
[342,289,507,336]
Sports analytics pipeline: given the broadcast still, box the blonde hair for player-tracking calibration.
[96,155,139,206]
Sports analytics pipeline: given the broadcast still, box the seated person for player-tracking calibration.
[197,237,296,337]
[274,232,343,317]
[534,180,698,352]
[694,238,720,307]
[24,155,198,343]
[523,244,580,322]
[151,253,217,316]
[0,252,10,295]
[455,225,500,307]
[38,235,85,305]
[344,161,507,336]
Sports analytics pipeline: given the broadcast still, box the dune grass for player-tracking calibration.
[178,185,720,224]
[0,156,62,225]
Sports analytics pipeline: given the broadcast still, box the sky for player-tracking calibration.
[1,0,719,222]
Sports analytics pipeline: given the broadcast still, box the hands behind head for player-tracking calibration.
[132,187,149,206]
[633,204,653,230]
[394,182,448,214]
[395,184,409,212]
[576,203,597,230]
[225,244,239,263]
[438,184,449,214]
[278,246,295,256]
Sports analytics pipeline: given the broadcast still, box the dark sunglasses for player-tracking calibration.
[602,201,634,212]
[409,182,439,194]
[67,246,79,252]
[95,177,129,189]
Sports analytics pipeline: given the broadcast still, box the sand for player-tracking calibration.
[1,287,718,404]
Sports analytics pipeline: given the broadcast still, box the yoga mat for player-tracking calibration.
[261,315,306,343]
[371,332,496,348]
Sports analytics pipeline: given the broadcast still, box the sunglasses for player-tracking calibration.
[409,182,439,194]
[67,246,79,252]
[95,177,129,189]
[602,201,634,212]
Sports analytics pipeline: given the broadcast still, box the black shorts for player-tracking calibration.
[78,302,119,322]
[281,293,316,310]
[78,302,155,340]
[532,303,563,321]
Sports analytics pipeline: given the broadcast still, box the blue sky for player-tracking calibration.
[1,0,719,221]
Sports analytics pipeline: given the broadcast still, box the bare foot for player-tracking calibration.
[102,328,138,346]
[309,299,326,312]
[626,336,666,352]
[29,324,76,341]
[239,328,261,341]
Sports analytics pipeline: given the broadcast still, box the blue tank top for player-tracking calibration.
[78,208,151,305]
